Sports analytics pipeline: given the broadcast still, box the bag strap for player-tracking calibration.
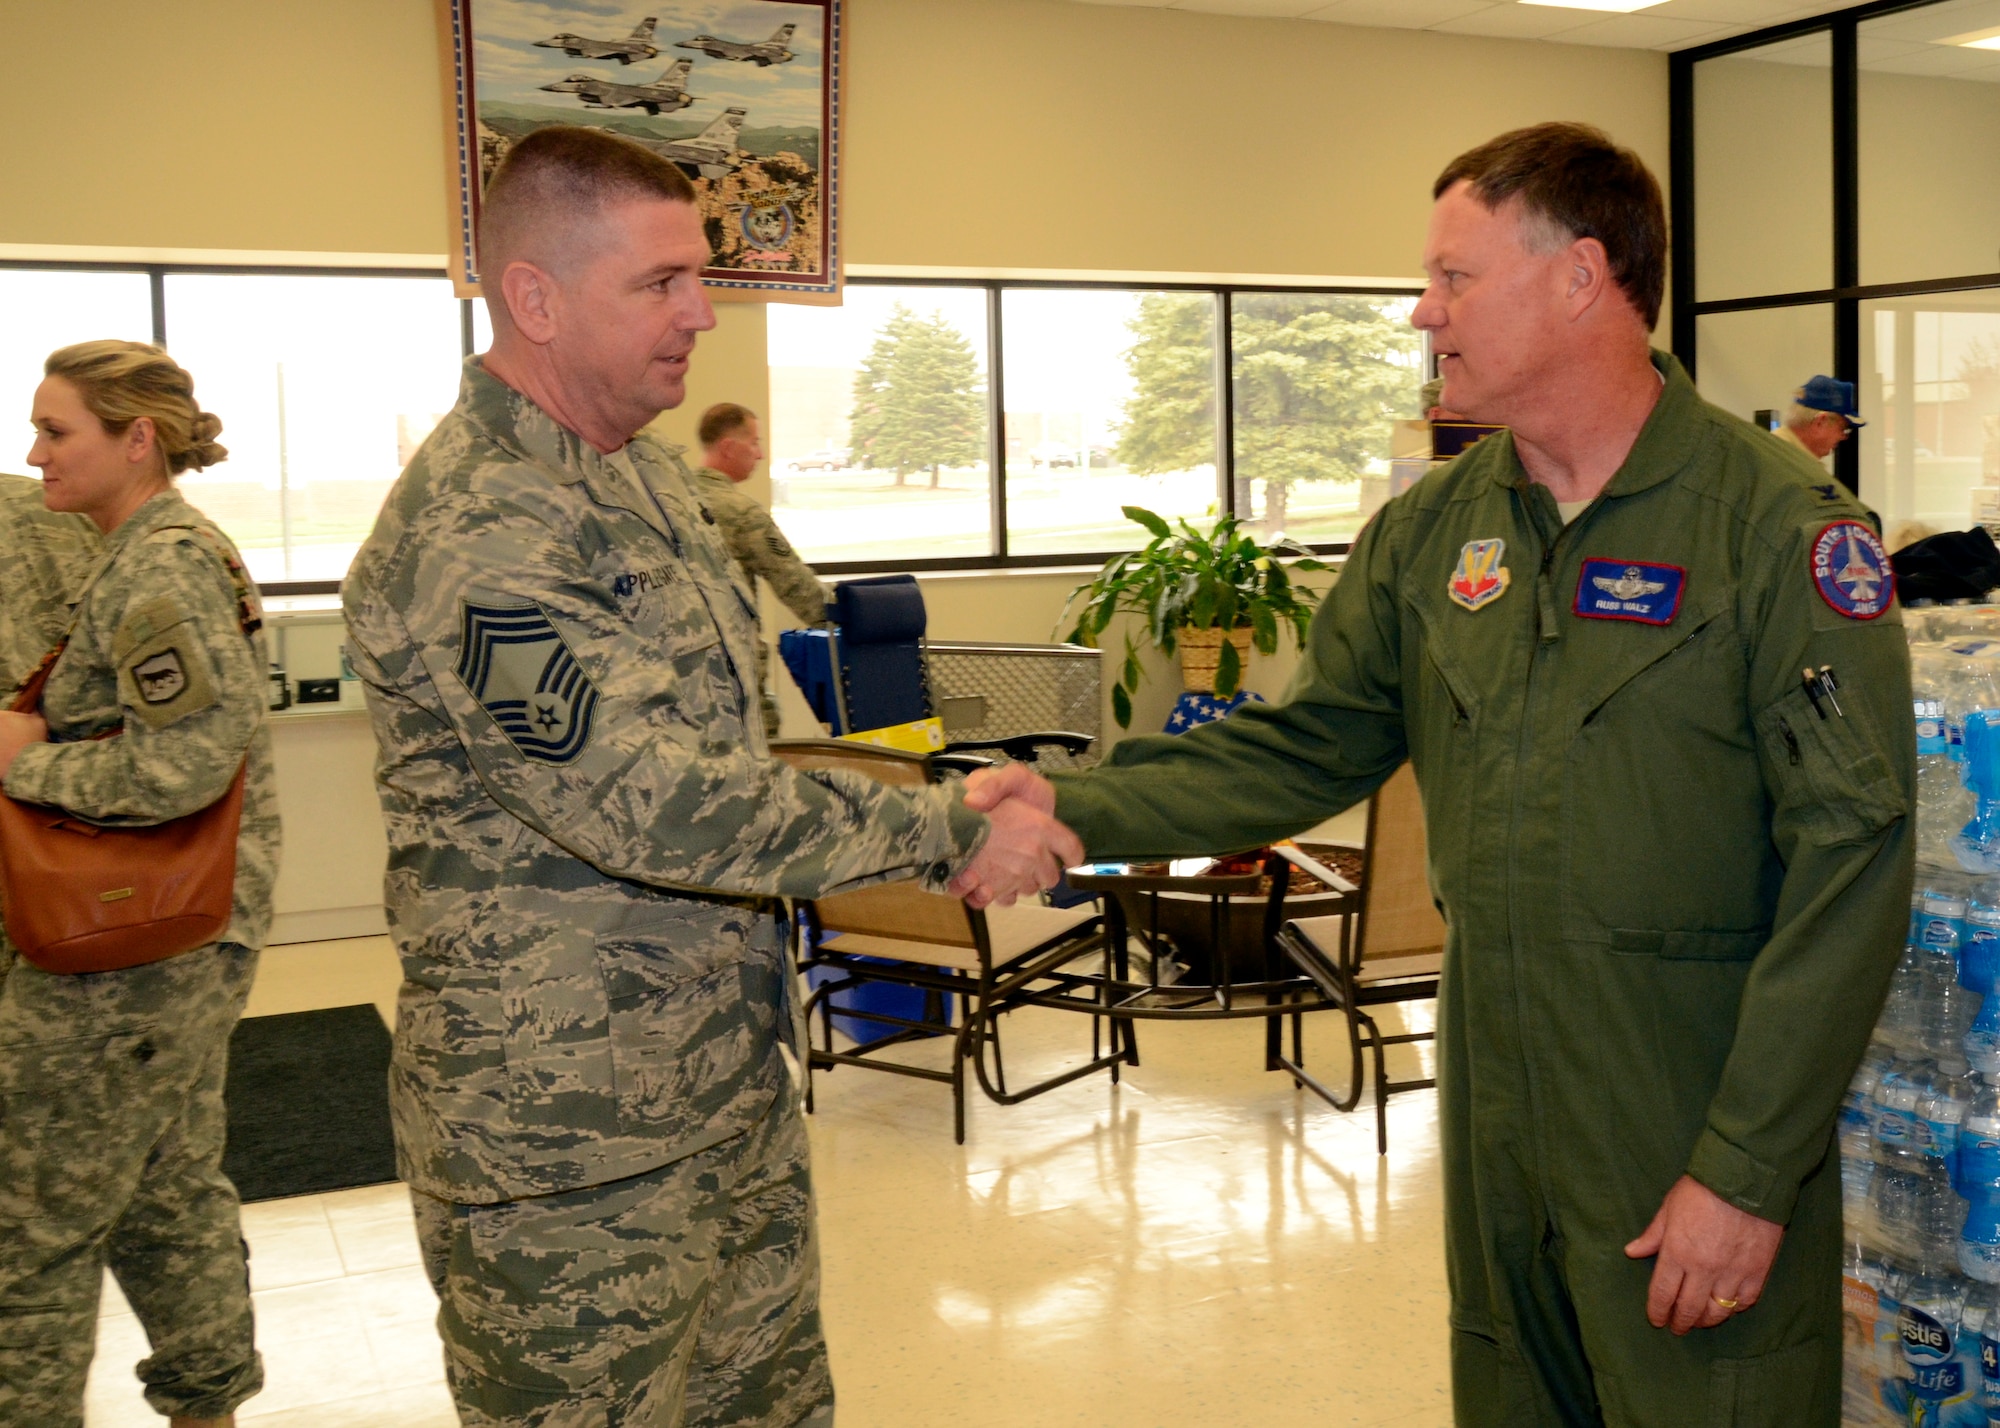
[8,522,263,717]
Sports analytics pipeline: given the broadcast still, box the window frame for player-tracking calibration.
[1670,0,2000,496]
[1,260,1424,590]
[799,275,1426,577]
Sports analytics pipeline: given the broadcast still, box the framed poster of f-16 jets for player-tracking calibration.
[436,0,843,301]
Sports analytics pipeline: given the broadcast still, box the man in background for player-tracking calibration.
[1776,375,1865,462]
[692,402,829,736]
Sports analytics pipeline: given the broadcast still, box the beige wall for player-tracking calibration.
[1692,54,1833,303]
[1859,70,2000,288]
[0,0,1665,743]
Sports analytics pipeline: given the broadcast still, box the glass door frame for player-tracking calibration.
[1670,0,2000,493]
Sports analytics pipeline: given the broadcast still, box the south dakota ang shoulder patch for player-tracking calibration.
[455,602,600,765]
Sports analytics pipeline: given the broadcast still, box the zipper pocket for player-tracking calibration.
[1578,613,1721,728]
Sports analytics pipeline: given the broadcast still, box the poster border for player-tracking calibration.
[436,0,843,304]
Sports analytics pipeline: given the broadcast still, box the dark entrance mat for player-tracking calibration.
[222,1004,398,1202]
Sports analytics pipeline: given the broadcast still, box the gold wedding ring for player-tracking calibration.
[1712,1296,1740,1310]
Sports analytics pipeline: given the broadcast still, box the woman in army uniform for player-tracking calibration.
[0,341,279,1428]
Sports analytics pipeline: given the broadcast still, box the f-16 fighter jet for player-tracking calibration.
[675,23,795,65]
[534,17,659,64]
[641,106,749,180]
[540,59,696,115]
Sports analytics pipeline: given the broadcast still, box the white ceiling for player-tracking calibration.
[1064,0,2000,63]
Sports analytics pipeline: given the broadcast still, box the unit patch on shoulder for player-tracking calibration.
[455,602,600,765]
[1573,558,1686,626]
[1448,538,1510,612]
[1810,520,1894,620]
[132,650,187,703]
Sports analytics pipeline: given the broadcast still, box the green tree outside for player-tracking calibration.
[1117,293,1422,534]
[849,304,986,489]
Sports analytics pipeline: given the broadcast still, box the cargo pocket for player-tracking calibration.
[1755,681,1906,847]
[1705,1334,1837,1426]
[0,1030,161,1220]
[598,903,778,1140]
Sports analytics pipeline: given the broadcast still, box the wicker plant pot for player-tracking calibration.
[1177,626,1255,693]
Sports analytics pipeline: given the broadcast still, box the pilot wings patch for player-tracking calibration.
[455,602,600,765]
[1573,558,1686,626]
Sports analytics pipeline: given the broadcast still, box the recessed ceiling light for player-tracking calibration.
[1519,0,1667,11]
[1939,25,2000,48]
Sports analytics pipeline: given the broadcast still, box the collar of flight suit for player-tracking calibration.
[1485,350,1708,508]
[453,356,690,549]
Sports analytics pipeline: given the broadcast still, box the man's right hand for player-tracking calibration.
[950,764,1080,909]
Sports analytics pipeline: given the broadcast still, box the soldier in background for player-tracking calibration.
[1775,375,1865,462]
[0,341,277,1428]
[342,126,1074,1428]
[0,471,102,690]
[691,401,829,737]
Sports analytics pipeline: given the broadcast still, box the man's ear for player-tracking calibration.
[1564,236,1613,320]
[499,260,560,345]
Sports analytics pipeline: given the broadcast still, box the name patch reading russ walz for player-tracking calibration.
[1572,559,1687,626]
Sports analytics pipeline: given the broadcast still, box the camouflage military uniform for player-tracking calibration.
[343,358,986,1427]
[692,466,829,738]
[0,472,102,692]
[0,487,278,1426]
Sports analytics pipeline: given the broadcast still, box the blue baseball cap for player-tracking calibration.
[1799,375,1866,426]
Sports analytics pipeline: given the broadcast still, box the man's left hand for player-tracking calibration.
[1624,1174,1784,1335]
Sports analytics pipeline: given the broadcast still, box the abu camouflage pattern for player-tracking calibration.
[693,466,829,739]
[1,489,280,954]
[342,358,986,1203]
[0,473,101,693]
[0,943,263,1426]
[413,1094,832,1427]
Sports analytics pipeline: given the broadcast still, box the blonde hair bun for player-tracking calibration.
[43,340,228,476]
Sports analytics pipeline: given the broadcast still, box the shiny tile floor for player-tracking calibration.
[85,932,1450,1427]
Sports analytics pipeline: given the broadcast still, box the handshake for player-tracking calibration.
[947,764,1085,910]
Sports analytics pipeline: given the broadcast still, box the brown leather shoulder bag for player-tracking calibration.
[0,526,254,975]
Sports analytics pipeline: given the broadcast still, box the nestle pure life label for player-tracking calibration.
[1899,1296,1984,1426]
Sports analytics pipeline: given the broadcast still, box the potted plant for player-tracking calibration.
[1058,506,1331,728]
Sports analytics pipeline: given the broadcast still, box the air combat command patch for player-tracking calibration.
[1449,538,1510,612]
[456,601,600,765]
[1811,521,1894,620]
[1573,558,1686,625]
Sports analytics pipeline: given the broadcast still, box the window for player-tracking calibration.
[1675,0,2000,519]
[164,273,465,585]
[0,269,154,462]
[767,285,991,564]
[767,279,1423,570]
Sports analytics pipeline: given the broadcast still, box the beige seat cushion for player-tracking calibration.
[822,901,1099,973]
[1286,916,1441,984]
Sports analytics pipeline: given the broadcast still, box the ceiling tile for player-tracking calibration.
[1860,43,2000,76]
[1431,4,1598,39]
[1541,12,1737,47]
[1301,0,1496,24]
[1167,0,1331,13]
[1855,35,1931,63]
[1861,0,2000,43]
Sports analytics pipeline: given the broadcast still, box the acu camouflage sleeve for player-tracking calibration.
[716,489,829,627]
[390,491,984,900]
[5,537,259,825]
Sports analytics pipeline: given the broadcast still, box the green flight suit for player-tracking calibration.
[1052,354,1914,1427]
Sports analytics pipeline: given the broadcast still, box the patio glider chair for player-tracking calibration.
[1269,763,1445,1155]
[773,738,1129,1142]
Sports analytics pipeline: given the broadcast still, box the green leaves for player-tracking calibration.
[1056,505,1329,728]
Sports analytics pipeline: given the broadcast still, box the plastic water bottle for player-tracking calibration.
[1887,945,1931,1055]
[1960,1077,2000,1282]
[1960,1275,2000,1425]
[1900,1173,1982,1425]
[1923,1058,1976,1194]
[1967,877,2000,996]
[1922,647,1978,867]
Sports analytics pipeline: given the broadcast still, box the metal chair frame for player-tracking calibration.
[774,738,1129,1143]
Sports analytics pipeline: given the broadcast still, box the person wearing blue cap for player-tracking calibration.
[1777,375,1866,460]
